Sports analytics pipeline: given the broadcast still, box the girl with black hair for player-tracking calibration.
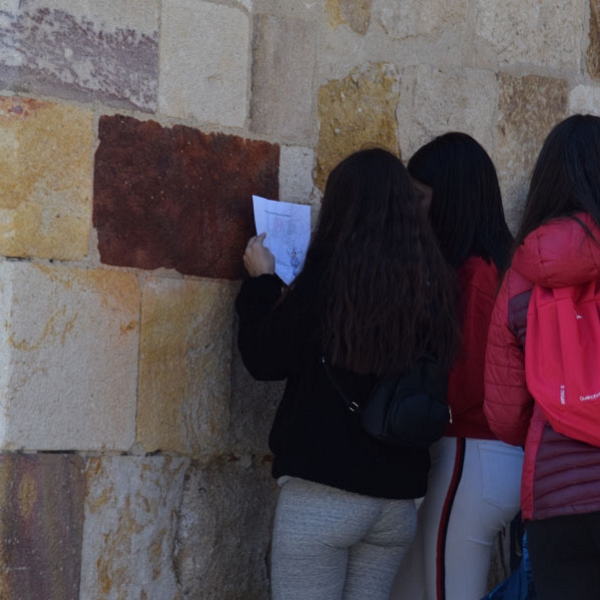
[392,133,524,600]
[485,114,600,600]
[236,147,460,600]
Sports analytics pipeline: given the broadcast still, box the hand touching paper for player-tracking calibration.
[252,195,311,285]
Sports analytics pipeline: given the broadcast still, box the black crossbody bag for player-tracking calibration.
[322,355,451,448]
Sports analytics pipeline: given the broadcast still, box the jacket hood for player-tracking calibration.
[512,213,600,287]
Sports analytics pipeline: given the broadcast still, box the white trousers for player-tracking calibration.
[270,477,417,600]
[390,437,523,600]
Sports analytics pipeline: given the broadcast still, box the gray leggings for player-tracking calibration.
[270,477,417,600]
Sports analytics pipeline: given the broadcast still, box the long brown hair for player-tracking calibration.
[516,114,600,246]
[304,148,460,375]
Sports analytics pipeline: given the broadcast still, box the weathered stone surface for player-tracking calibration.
[138,277,237,455]
[0,453,85,600]
[588,0,600,80]
[374,0,467,40]
[0,262,139,451]
[93,115,279,279]
[326,0,372,34]
[496,73,568,231]
[250,15,317,142]
[80,455,189,600]
[0,0,159,111]
[229,341,284,455]
[0,97,93,260]
[175,455,277,600]
[279,145,317,204]
[159,0,250,127]
[315,62,400,191]
[397,65,498,159]
[475,0,583,69]
[569,84,600,116]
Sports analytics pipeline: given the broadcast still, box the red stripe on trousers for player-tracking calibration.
[435,437,466,600]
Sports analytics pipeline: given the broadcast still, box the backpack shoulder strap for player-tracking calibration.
[321,357,361,413]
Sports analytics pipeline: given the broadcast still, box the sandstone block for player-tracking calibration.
[315,62,401,191]
[174,455,277,600]
[475,0,583,69]
[0,97,93,260]
[279,145,317,204]
[326,0,372,34]
[250,14,317,142]
[0,0,159,111]
[94,115,279,280]
[159,0,249,127]
[81,455,189,600]
[588,0,600,80]
[229,342,284,455]
[397,65,498,158]
[0,453,85,600]
[137,277,237,455]
[0,262,140,451]
[496,73,568,231]
[374,0,467,40]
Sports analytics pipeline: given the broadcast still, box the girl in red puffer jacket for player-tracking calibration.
[485,114,600,600]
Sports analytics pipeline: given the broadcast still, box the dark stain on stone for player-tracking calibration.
[0,453,85,600]
[93,115,280,280]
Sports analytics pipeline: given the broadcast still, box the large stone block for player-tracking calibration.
[0,97,93,260]
[250,15,317,142]
[80,455,189,600]
[397,65,498,158]
[175,455,277,600]
[0,453,85,600]
[475,0,584,69]
[496,73,568,231]
[0,0,159,111]
[0,262,140,451]
[315,62,401,191]
[229,341,284,455]
[374,0,467,40]
[93,115,279,280]
[159,0,250,127]
[137,276,237,455]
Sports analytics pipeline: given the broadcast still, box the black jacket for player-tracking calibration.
[235,260,430,499]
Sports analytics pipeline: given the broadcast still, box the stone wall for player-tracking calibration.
[0,0,598,598]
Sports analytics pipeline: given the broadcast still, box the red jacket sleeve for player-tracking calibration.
[444,257,497,438]
[484,271,533,446]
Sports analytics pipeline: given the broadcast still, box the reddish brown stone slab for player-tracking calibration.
[93,115,280,279]
[0,453,85,600]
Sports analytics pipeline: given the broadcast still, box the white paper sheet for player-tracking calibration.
[252,195,311,285]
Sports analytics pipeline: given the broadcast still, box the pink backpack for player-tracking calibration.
[526,280,600,447]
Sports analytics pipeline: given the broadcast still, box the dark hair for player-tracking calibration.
[302,147,460,376]
[408,132,513,271]
[515,114,600,245]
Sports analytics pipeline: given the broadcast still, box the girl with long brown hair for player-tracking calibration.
[236,147,460,600]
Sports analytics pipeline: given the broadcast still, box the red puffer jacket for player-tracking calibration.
[484,213,600,521]
[445,256,500,439]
